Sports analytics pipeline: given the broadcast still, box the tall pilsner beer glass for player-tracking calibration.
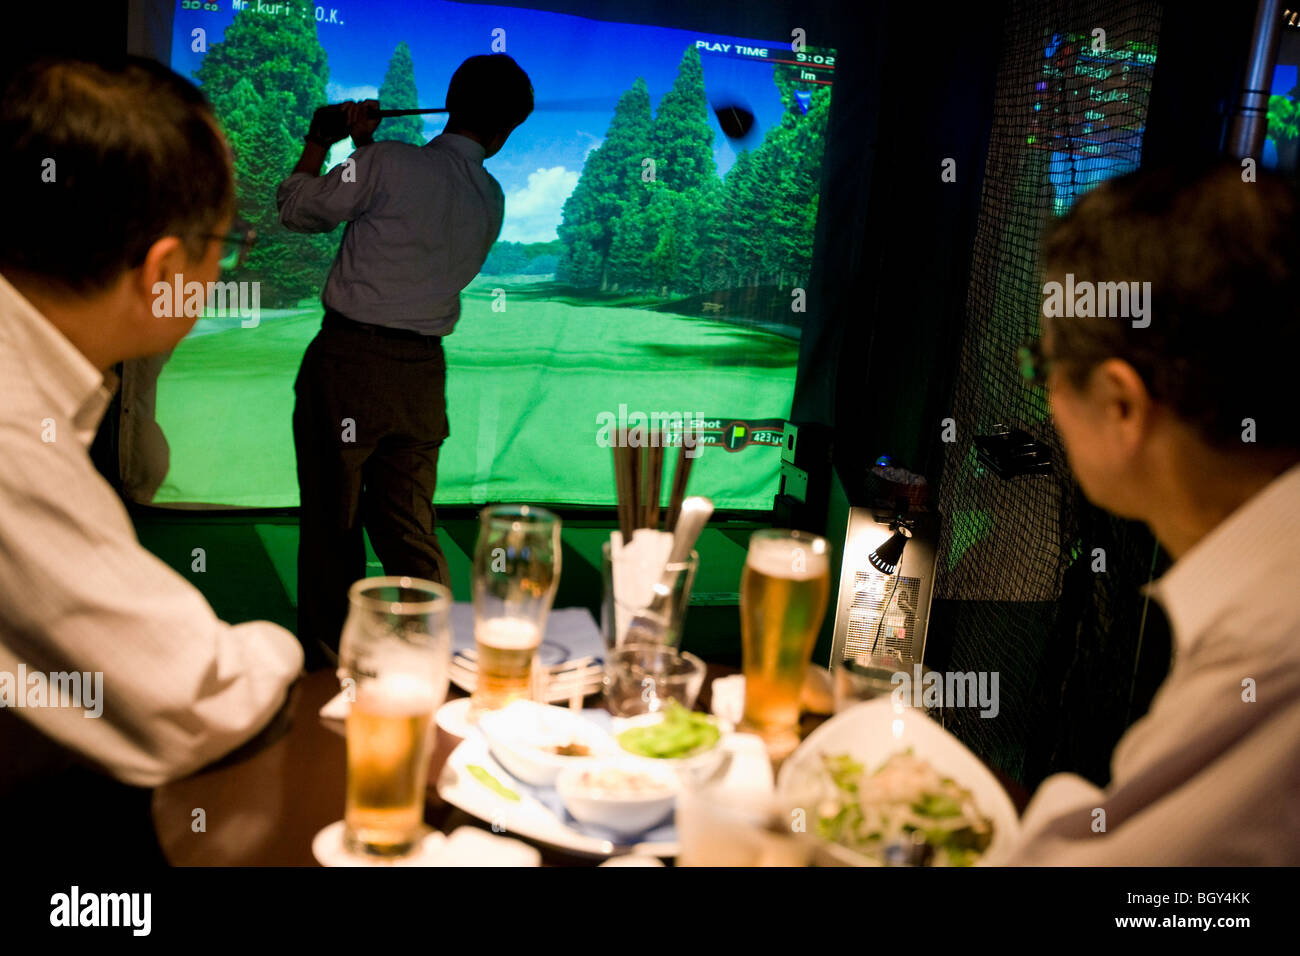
[338,577,451,857]
[740,529,831,759]
[471,505,562,713]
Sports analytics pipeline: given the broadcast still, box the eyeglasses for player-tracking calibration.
[204,222,257,270]
[1017,338,1054,387]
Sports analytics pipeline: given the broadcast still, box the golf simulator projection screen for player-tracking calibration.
[157,0,836,508]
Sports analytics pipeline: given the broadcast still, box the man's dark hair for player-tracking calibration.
[445,54,534,143]
[1042,161,1300,452]
[0,56,234,296]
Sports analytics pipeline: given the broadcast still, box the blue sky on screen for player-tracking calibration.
[1273,64,1297,96]
[172,0,823,243]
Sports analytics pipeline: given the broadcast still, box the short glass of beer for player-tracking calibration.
[740,529,832,760]
[338,576,451,858]
[471,504,562,714]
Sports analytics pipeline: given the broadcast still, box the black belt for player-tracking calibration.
[322,309,443,345]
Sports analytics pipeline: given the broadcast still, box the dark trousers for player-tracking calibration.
[292,312,451,666]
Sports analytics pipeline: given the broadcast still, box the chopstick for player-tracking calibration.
[450,650,602,706]
[642,428,664,530]
[665,439,695,532]
[613,440,635,541]
[627,425,641,532]
[550,655,596,711]
[454,648,596,675]
[615,424,682,533]
[549,655,594,676]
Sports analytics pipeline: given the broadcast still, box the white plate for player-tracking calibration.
[776,698,1021,866]
[435,697,477,739]
[311,821,447,867]
[438,734,681,859]
[437,699,772,860]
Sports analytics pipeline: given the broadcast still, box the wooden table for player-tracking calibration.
[152,666,1028,866]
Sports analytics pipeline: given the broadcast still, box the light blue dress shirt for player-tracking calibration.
[277,133,505,336]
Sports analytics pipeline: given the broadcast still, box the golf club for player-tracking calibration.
[367,97,613,118]
[363,98,757,138]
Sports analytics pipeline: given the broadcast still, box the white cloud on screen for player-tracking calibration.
[499,166,580,243]
[326,82,379,103]
[324,141,353,172]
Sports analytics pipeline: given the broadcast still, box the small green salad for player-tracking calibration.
[617,701,721,759]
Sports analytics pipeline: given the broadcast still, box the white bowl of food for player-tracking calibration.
[478,700,618,787]
[776,698,1021,866]
[611,701,730,785]
[555,761,680,837]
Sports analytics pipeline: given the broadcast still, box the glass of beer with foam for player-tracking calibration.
[338,576,451,857]
[740,529,832,760]
[471,505,561,714]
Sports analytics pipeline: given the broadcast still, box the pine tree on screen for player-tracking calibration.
[720,69,829,296]
[642,185,685,294]
[683,177,728,293]
[377,42,426,146]
[195,0,338,307]
[603,195,655,292]
[606,45,733,297]
[555,78,653,289]
[768,65,830,291]
[558,45,829,304]
[649,46,717,192]
[1268,93,1299,170]
[721,149,761,286]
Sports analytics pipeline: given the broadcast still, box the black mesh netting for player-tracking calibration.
[933,0,1172,789]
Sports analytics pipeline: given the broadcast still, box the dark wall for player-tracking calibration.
[806,0,1003,494]
[1141,1,1257,167]
[465,0,841,36]
[0,1,129,71]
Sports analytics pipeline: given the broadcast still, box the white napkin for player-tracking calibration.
[609,528,674,644]
[319,685,351,723]
[714,730,774,794]
[433,826,541,867]
[710,674,746,726]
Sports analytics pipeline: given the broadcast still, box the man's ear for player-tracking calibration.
[1093,357,1153,452]
[135,237,186,312]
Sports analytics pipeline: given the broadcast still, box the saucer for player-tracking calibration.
[311,821,447,867]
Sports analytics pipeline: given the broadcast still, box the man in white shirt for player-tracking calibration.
[277,55,533,666]
[1004,162,1300,864]
[0,57,304,858]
